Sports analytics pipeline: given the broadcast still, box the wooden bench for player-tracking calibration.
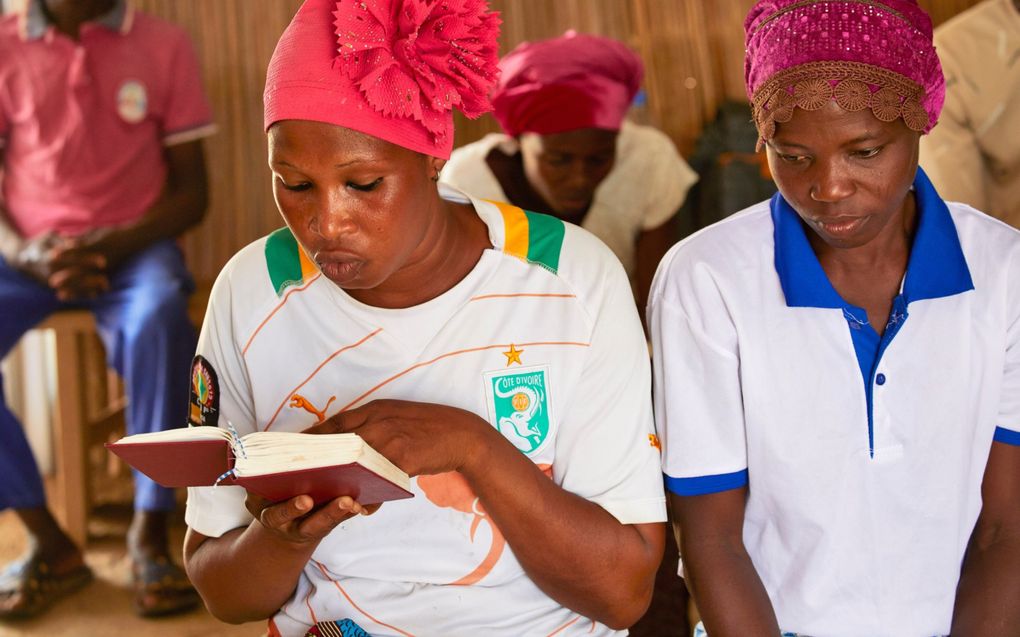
[20,287,209,546]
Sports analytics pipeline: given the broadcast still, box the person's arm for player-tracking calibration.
[316,401,664,629]
[58,139,209,271]
[672,489,780,635]
[463,424,663,628]
[36,140,209,300]
[184,494,373,623]
[635,212,678,319]
[184,403,662,627]
[630,125,696,319]
[951,441,1020,635]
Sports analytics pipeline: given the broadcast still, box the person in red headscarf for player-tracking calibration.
[180,2,666,636]
[651,1,1020,636]
[441,31,698,314]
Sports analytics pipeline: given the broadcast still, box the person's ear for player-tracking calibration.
[427,156,446,182]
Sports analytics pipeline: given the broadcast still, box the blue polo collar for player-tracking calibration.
[772,167,974,309]
[22,0,131,41]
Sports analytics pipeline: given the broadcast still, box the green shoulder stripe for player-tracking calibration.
[490,199,566,274]
[264,227,316,296]
[523,210,565,274]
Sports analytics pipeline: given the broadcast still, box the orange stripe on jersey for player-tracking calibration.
[492,200,529,259]
[448,527,506,587]
[298,244,318,280]
[545,615,581,636]
[242,273,322,357]
[313,560,417,637]
[469,293,576,301]
[267,618,283,637]
[303,585,318,626]
[263,328,383,431]
[337,340,590,413]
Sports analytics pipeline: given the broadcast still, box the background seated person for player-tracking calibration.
[0,0,213,620]
[919,0,1020,228]
[441,31,698,311]
[182,1,666,636]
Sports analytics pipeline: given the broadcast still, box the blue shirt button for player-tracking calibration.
[876,373,887,386]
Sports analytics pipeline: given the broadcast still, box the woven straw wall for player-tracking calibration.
[120,0,986,286]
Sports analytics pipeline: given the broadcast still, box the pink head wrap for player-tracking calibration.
[490,31,644,137]
[264,0,501,159]
[744,0,945,149]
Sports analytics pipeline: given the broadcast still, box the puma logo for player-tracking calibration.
[289,394,336,424]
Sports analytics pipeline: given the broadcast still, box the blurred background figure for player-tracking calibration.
[0,0,212,620]
[682,100,778,231]
[920,0,1020,226]
[441,31,698,313]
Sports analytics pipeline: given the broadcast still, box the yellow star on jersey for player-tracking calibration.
[503,343,524,366]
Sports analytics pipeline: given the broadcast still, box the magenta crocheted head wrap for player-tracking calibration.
[745,0,944,150]
[264,0,501,159]
[490,31,644,137]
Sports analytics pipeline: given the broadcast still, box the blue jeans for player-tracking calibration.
[0,240,196,512]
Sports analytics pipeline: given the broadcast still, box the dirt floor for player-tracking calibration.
[0,506,264,637]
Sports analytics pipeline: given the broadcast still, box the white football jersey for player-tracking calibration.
[186,186,666,637]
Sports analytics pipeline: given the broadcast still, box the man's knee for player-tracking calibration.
[122,284,193,345]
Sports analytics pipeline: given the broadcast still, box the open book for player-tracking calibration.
[106,426,413,505]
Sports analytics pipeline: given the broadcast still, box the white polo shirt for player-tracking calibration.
[650,168,1020,637]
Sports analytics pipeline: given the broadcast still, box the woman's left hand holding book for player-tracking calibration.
[244,491,382,550]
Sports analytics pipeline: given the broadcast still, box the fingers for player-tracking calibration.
[49,267,110,300]
[295,497,366,537]
[303,408,370,435]
[49,246,107,272]
[257,495,314,530]
[251,494,375,544]
[302,412,346,435]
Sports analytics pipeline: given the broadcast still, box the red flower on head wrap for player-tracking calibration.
[333,0,501,140]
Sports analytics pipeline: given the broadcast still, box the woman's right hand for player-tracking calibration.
[245,492,379,547]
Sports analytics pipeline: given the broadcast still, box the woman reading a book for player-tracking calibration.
[181,1,666,636]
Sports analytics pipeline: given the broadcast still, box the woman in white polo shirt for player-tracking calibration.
[649,1,1020,635]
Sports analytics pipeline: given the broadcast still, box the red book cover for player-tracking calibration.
[106,438,231,488]
[235,464,413,505]
[106,438,413,505]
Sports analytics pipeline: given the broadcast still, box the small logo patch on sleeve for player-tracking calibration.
[649,434,662,451]
[188,355,219,427]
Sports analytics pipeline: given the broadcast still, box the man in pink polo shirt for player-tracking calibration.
[0,0,214,619]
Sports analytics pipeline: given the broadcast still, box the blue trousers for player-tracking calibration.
[0,240,196,512]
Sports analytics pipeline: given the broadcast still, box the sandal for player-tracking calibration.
[131,554,200,618]
[0,552,93,620]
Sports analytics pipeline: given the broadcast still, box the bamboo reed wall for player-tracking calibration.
[16,0,990,286]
